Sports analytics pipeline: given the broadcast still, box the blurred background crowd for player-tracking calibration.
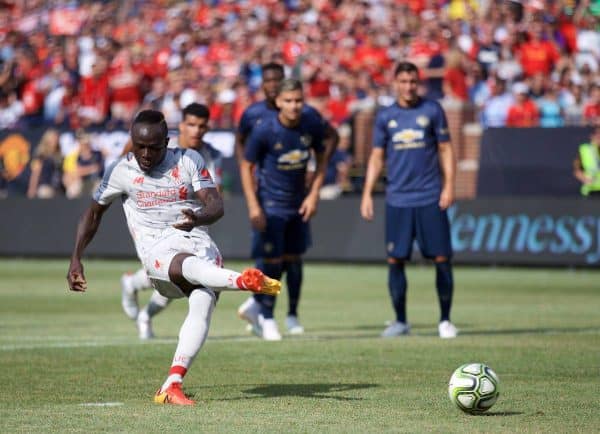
[1,0,599,199]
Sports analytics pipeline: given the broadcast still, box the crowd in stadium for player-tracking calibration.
[0,0,599,198]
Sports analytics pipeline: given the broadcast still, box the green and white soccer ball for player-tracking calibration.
[448,363,500,414]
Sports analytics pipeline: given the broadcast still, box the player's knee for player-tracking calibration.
[263,257,283,264]
[387,257,405,265]
[434,256,449,263]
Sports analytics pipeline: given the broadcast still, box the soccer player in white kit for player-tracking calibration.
[67,110,280,405]
[119,103,224,340]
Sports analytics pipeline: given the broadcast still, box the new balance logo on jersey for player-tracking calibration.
[133,176,144,185]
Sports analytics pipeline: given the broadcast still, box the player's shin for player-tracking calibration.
[435,261,454,322]
[388,262,408,323]
[283,259,302,316]
[160,288,215,393]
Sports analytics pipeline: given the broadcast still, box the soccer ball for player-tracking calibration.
[448,363,500,414]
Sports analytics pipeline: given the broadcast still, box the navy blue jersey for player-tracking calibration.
[244,112,326,215]
[238,100,326,138]
[373,99,450,207]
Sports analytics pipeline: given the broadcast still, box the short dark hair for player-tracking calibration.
[132,110,168,137]
[182,103,210,120]
[262,62,284,77]
[277,78,303,95]
[394,61,419,77]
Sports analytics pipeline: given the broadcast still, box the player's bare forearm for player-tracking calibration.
[240,159,261,213]
[71,201,108,261]
[363,148,384,198]
[191,188,224,226]
[438,141,456,209]
[360,148,385,221]
[67,201,108,291]
[323,124,340,162]
[307,151,327,197]
[234,132,247,164]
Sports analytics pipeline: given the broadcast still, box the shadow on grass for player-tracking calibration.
[473,411,523,416]
[306,325,600,339]
[242,383,378,401]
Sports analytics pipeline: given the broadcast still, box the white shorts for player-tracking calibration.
[139,230,222,299]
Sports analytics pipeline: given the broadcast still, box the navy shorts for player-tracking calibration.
[251,213,311,259]
[385,202,452,260]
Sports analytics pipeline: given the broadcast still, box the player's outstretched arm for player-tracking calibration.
[67,201,110,292]
[361,147,385,221]
[173,188,224,231]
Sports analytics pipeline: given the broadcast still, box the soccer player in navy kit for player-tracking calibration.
[240,78,328,340]
[360,61,458,339]
[236,63,337,337]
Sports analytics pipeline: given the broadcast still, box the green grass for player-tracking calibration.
[0,259,599,433]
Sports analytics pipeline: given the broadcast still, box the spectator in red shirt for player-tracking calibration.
[78,56,109,126]
[517,21,560,77]
[583,83,600,126]
[506,82,540,127]
[443,48,469,102]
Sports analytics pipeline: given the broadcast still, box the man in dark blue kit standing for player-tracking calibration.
[240,78,327,340]
[360,61,458,339]
[236,63,337,338]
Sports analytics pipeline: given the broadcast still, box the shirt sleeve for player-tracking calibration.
[184,149,216,192]
[244,124,267,164]
[372,111,388,149]
[238,107,253,138]
[93,159,125,205]
[433,101,451,143]
[310,114,327,154]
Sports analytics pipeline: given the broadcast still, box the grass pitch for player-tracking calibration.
[0,259,599,433]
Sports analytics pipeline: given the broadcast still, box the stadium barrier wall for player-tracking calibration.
[477,126,593,197]
[2,197,600,266]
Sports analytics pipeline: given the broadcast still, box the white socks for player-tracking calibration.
[181,256,243,290]
[161,288,215,392]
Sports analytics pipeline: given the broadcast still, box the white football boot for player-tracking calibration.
[120,273,139,320]
[237,296,262,336]
[381,321,411,337]
[260,317,282,341]
[285,315,305,335]
[438,320,458,339]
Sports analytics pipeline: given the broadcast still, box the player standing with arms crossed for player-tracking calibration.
[236,63,338,338]
[67,110,280,405]
[360,62,458,339]
[240,79,328,340]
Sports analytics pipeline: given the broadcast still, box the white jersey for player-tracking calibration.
[93,148,216,264]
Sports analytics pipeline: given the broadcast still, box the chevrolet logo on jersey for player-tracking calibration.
[392,128,424,143]
[277,149,310,170]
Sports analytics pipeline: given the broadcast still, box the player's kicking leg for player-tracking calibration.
[153,254,281,405]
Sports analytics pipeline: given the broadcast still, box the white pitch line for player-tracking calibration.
[79,402,124,407]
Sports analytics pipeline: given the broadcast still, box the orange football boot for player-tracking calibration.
[154,383,195,406]
[239,268,281,296]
